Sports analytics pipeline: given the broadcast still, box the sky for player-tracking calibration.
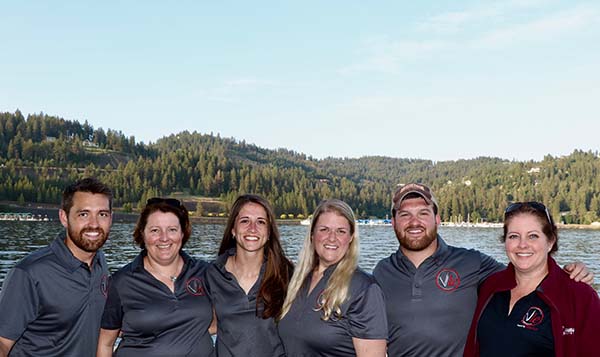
[1,1,599,162]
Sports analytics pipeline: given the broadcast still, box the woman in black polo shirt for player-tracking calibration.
[278,199,387,356]
[204,194,293,356]
[464,201,600,356]
[97,198,214,356]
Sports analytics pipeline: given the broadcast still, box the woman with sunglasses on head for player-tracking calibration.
[97,198,214,357]
[204,194,293,357]
[464,202,600,357]
[278,199,387,357]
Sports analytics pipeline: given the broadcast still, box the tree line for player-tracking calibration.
[2,110,600,224]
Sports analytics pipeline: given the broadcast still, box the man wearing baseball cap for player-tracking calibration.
[373,182,593,357]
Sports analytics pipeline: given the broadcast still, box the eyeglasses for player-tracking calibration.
[505,201,553,225]
[146,197,183,208]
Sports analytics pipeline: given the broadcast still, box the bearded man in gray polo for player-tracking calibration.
[0,178,113,356]
[373,183,593,356]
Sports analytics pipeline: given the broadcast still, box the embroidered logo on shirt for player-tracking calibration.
[100,274,108,297]
[314,289,326,310]
[563,327,575,335]
[435,269,460,292]
[185,277,206,296]
[518,306,544,330]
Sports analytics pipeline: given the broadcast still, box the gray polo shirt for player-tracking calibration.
[279,265,388,357]
[0,233,108,356]
[101,250,214,357]
[204,248,286,357]
[373,235,503,357]
[278,266,388,357]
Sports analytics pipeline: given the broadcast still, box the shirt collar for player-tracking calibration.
[395,234,449,267]
[214,247,267,277]
[214,247,236,271]
[322,262,339,278]
[50,232,105,273]
[131,249,192,273]
[430,235,450,264]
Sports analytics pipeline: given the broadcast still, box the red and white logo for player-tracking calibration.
[100,274,108,298]
[521,306,544,327]
[435,269,460,292]
[185,277,205,296]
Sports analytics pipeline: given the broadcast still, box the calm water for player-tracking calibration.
[0,221,598,292]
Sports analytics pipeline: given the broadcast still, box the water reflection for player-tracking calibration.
[1,222,598,293]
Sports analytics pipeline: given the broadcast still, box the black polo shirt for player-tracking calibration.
[101,250,214,357]
[204,248,286,357]
[373,236,504,357]
[478,290,554,356]
[0,233,108,356]
[278,266,388,357]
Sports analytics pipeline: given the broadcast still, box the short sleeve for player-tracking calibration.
[0,268,39,340]
[347,281,388,340]
[100,275,123,330]
[202,266,213,298]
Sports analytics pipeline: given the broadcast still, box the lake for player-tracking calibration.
[1,221,598,293]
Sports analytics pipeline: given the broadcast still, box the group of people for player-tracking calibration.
[0,177,598,356]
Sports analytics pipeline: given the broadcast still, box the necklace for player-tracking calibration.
[145,256,182,283]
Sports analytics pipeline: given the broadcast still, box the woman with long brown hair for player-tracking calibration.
[204,194,293,356]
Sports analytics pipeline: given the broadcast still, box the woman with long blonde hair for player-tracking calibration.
[278,199,387,356]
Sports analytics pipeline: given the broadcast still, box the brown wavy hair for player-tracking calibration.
[503,201,558,254]
[219,194,293,319]
[133,198,192,250]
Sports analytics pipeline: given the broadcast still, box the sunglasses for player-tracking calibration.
[505,201,553,225]
[146,197,183,208]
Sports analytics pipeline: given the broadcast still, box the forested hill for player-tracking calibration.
[1,110,600,224]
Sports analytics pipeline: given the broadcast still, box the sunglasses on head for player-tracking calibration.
[146,197,183,208]
[505,201,553,225]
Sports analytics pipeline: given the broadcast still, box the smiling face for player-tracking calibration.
[231,202,270,254]
[392,197,440,254]
[312,211,353,269]
[505,213,554,276]
[143,211,183,265]
[60,191,112,255]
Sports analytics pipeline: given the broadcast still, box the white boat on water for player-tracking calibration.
[440,221,502,228]
[356,219,392,226]
[301,218,391,226]
[0,212,51,222]
[300,218,311,226]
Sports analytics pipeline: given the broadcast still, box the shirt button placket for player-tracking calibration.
[412,270,423,299]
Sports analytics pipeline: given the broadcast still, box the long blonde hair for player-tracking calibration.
[279,199,359,321]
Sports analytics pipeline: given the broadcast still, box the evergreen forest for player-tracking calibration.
[2,110,600,224]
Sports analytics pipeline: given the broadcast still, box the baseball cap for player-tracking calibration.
[391,183,438,213]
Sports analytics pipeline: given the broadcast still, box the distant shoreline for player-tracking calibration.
[0,201,303,225]
[2,201,599,229]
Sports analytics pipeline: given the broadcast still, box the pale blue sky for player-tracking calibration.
[1,1,599,161]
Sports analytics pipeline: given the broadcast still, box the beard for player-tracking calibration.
[67,225,109,253]
[395,224,437,252]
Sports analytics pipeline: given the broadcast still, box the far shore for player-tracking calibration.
[2,201,600,229]
[0,201,303,225]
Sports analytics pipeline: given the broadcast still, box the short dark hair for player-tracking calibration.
[62,177,113,214]
[133,199,191,250]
